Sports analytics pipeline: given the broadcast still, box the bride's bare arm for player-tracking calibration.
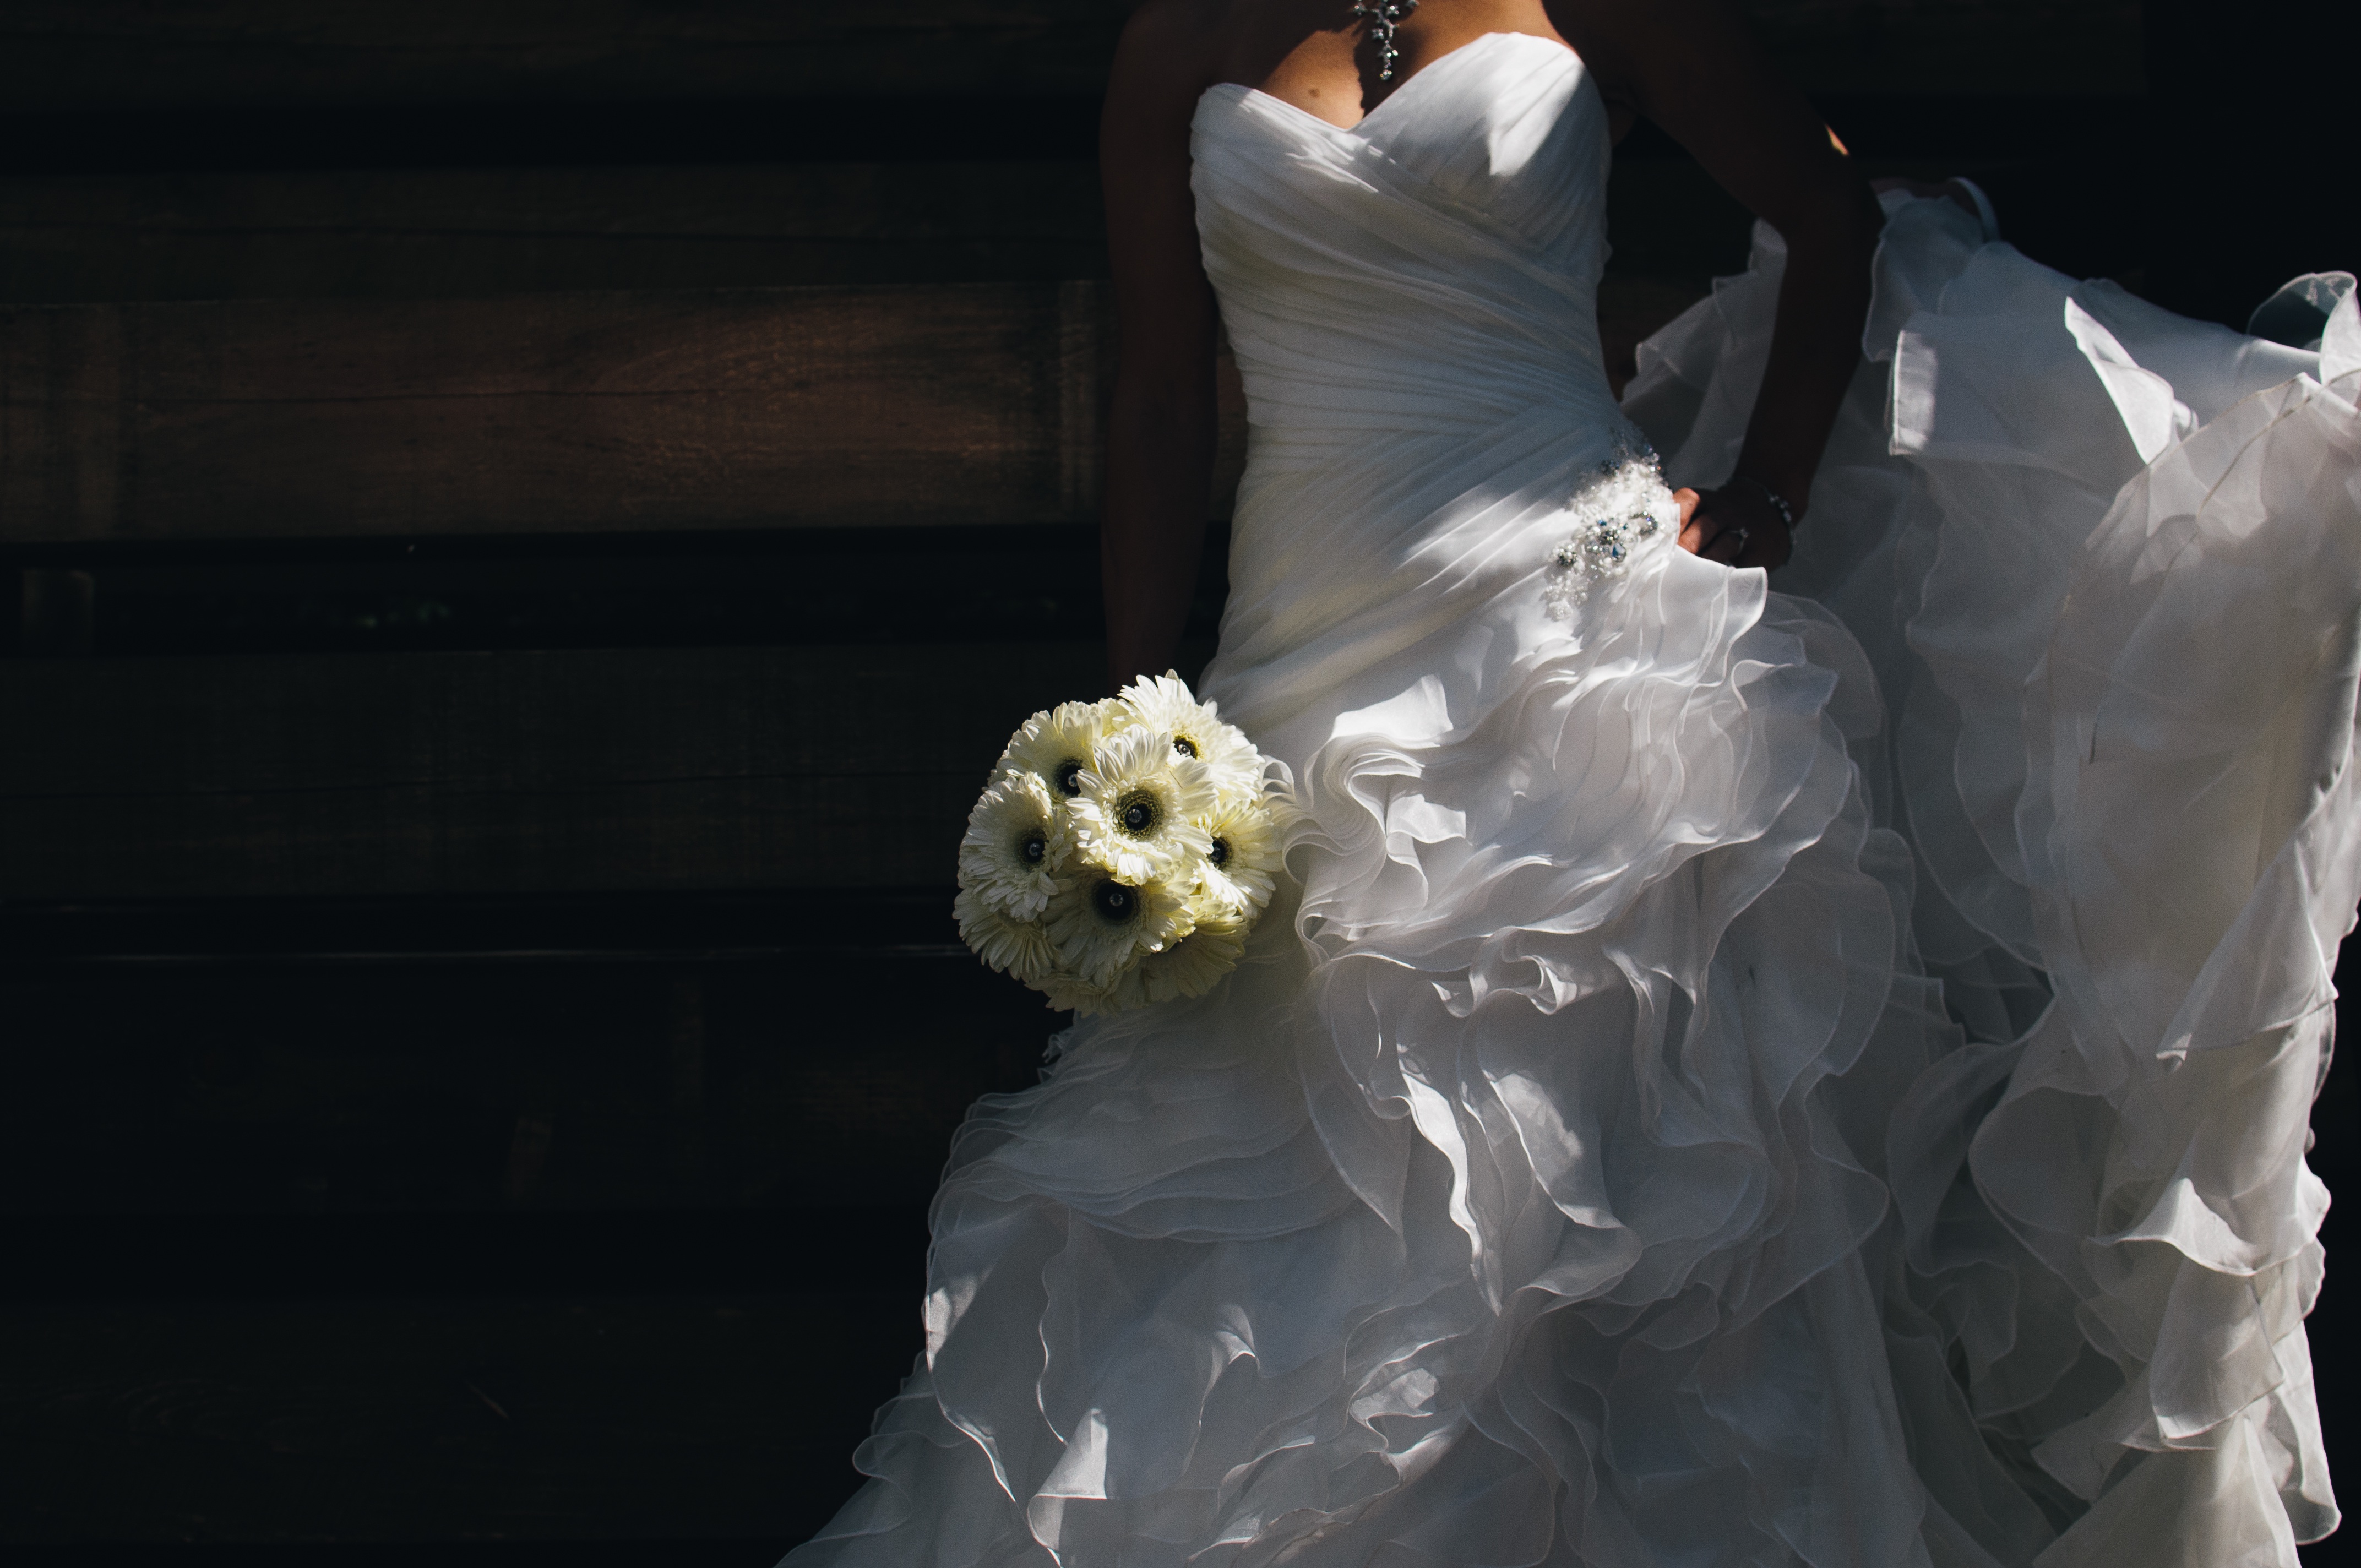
[1549,0,1881,566]
[1099,6,1225,689]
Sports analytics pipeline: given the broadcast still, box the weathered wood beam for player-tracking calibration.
[0,2,1127,110]
[0,283,1123,542]
[0,162,1109,304]
[0,642,1101,897]
[1747,0,2144,96]
[0,955,1049,1214]
[1,1211,939,1298]
[0,1291,909,1542]
[0,280,1266,545]
[0,1,2143,112]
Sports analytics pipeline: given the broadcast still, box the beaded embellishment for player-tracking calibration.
[1543,437,1677,620]
[1350,0,1420,82]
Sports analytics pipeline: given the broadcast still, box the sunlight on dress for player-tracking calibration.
[787,32,2358,1567]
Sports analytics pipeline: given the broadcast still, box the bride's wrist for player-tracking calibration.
[1728,473,1800,530]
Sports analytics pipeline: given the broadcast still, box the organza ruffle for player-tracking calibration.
[1627,193,2357,1563]
[801,471,1943,1566]
[786,68,2357,1568]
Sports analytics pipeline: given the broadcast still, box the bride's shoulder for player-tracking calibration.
[1107,0,1239,122]
[1114,0,1232,67]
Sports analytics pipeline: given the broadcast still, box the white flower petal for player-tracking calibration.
[1000,698,1134,803]
[1195,792,1283,916]
[1119,671,1266,808]
[1071,725,1216,878]
[958,770,1070,918]
[1134,892,1250,1003]
[1043,865,1194,989]
[954,887,1058,984]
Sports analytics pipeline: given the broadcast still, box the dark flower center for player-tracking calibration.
[1118,790,1161,836]
[1091,880,1136,924]
[1173,736,1199,758]
[1209,836,1231,868]
[1020,831,1046,865]
[1054,759,1084,797]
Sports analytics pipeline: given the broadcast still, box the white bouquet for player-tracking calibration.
[955,672,1285,1015]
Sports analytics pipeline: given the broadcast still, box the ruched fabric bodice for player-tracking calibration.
[787,32,2353,1568]
[1189,36,1652,753]
[1193,33,1617,463]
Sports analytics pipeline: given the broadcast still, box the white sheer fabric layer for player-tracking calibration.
[786,34,2356,1568]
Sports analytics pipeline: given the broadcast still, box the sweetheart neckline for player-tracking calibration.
[1201,30,1584,140]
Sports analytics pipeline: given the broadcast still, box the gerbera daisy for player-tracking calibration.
[1036,969,1123,1016]
[1118,671,1266,808]
[1069,725,1216,883]
[1132,893,1250,1004]
[1000,698,1131,802]
[954,887,1057,984]
[1044,862,1194,989]
[1194,791,1282,916]
[958,770,1069,918]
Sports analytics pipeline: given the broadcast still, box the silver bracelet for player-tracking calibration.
[1730,474,1796,530]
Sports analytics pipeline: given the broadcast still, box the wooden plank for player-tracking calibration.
[0,888,962,962]
[0,2,2140,112]
[0,3,1125,111]
[45,527,1152,656]
[0,1291,910,1542]
[0,162,1107,304]
[0,283,1116,542]
[7,1538,789,1565]
[0,281,1257,546]
[1749,1,2145,97]
[0,642,1101,898]
[2,1209,937,1298]
[0,952,1049,1216]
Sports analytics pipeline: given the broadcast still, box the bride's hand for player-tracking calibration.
[1675,486,1794,570]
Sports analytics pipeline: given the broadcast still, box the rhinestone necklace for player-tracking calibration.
[1351,0,1419,82]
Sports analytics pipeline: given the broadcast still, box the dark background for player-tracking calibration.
[0,2,2353,1564]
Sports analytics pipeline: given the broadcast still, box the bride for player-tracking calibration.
[791,1,2357,1562]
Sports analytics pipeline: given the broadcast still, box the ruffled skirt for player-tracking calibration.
[785,195,2359,1567]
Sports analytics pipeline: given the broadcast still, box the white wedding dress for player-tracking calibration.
[788,33,2359,1567]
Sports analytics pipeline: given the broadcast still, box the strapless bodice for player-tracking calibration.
[1190,32,1619,465]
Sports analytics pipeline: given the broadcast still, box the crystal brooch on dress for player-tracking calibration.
[1543,436,1677,620]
